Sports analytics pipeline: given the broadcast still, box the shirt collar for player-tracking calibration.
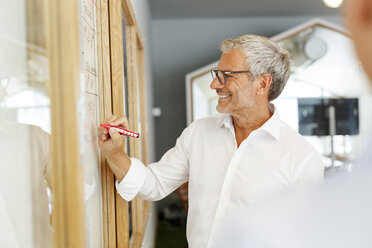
[219,104,281,140]
[259,104,281,140]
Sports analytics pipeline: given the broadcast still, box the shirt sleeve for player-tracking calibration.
[116,124,192,201]
[294,149,325,188]
[116,158,147,201]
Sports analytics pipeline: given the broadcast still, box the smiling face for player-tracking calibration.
[210,49,260,116]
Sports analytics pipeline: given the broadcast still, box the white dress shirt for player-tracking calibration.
[0,121,52,248]
[116,108,324,248]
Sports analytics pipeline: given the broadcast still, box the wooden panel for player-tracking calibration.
[137,47,150,226]
[125,25,139,247]
[108,0,130,247]
[138,46,148,165]
[126,24,146,248]
[47,0,86,247]
[122,1,149,246]
[126,28,139,160]
[121,0,136,26]
[96,0,117,247]
[121,0,144,50]
[109,0,125,117]
[102,1,149,247]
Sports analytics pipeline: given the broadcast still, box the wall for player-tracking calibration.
[151,15,343,160]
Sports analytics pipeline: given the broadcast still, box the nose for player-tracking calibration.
[210,77,223,90]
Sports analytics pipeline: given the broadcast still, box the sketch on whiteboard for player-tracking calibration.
[82,21,97,76]
[78,0,103,246]
[85,71,98,95]
[82,0,96,29]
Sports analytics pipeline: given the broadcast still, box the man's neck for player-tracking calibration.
[232,103,272,147]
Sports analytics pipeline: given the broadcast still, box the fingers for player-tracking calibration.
[98,115,117,145]
[109,116,129,129]
[98,115,129,150]
[109,127,125,144]
[98,124,109,143]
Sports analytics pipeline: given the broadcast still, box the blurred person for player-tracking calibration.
[98,35,324,247]
[0,82,53,248]
[214,0,372,247]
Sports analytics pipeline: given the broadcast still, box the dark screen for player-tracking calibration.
[298,98,359,136]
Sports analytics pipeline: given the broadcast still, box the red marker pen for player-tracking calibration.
[100,124,140,138]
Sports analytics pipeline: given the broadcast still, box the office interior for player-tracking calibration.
[1,0,371,247]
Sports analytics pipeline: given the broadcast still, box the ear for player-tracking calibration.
[360,0,372,24]
[257,73,272,97]
[350,0,372,25]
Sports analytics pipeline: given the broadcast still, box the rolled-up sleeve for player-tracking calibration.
[116,123,193,201]
[116,158,147,201]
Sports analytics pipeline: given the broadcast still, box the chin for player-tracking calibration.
[216,105,230,114]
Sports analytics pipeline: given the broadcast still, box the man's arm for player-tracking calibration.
[98,115,190,201]
[98,115,132,181]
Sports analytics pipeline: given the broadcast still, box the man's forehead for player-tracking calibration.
[218,50,247,70]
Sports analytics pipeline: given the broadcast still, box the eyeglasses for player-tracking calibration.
[211,69,251,85]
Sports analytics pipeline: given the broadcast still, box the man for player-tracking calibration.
[215,0,372,247]
[98,35,324,248]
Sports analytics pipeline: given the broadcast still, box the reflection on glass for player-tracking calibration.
[78,0,103,247]
[0,0,53,247]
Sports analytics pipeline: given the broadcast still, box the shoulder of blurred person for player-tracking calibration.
[0,120,52,248]
[214,162,372,248]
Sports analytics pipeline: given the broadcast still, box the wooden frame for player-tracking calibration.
[108,0,149,247]
[96,0,117,247]
[47,0,87,247]
[127,25,143,248]
[47,0,123,247]
[43,0,149,247]
[125,14,150,248]
[107,0,131,247]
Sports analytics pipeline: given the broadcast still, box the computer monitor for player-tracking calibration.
[298,98,359,136]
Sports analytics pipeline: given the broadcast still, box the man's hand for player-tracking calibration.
[98,115,131,181]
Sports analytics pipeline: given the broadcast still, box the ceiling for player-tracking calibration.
[150,0,343,19]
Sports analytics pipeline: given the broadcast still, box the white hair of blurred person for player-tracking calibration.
[220,35,290,101]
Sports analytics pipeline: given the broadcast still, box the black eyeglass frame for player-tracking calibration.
[211,69,252,85]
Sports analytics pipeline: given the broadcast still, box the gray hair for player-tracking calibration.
[220,34,290,101]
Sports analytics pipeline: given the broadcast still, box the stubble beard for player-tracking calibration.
[216,101,231,114]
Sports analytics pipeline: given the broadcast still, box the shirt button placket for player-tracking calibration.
[208,157,236,247]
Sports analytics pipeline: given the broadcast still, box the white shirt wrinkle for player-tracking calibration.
[116,106,324,248]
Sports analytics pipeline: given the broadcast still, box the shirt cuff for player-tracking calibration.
[115,157,146,201]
